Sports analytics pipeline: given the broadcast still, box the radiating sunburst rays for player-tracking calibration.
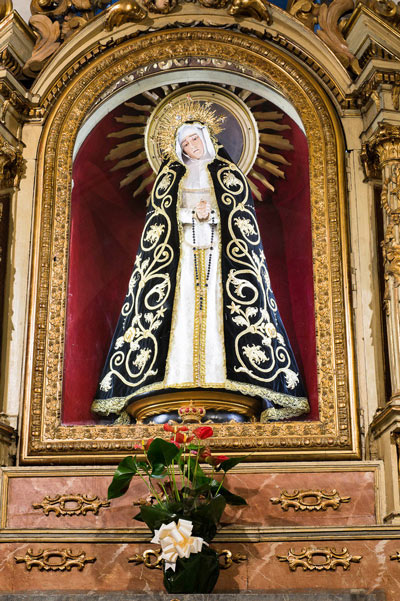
[106,84,293,204]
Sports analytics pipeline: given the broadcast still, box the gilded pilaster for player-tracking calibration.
[366,124,400,402]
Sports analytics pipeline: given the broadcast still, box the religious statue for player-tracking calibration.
[91,97,309,424]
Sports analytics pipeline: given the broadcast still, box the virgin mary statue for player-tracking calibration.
[91,98,309,424]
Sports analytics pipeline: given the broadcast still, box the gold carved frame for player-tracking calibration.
[21,28,359,463]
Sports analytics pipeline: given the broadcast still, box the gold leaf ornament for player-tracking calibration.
[105,0,147,31]
[277,547,362,571]
[0,0,12,21]
[15,548,96,571]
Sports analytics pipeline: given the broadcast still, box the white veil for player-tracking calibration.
[175,123,216,164]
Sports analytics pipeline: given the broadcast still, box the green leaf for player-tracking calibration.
[150,463,167,479]
[163,546,219,593]
[108,455,137,500]
[216,456,248,473]
[138,502,182,532]
[210,480,247,506]
[147,438,180,467]
[190,495,227,540]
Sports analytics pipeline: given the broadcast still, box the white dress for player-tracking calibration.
[165,157,225,387]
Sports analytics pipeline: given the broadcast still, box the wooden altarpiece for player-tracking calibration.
[18,25,358,464]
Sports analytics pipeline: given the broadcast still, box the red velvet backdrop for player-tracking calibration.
[63,99,318,424]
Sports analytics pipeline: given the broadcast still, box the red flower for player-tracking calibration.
[209,454,229,467]
[163,424,189,433]
[199,447,212,461]
[134,438,154,451]
[144,438,154,450]
[175,431,194,444]
[193,426,213,440]
[170,437,181,448]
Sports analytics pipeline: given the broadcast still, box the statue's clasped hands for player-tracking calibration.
[195,199,211,221]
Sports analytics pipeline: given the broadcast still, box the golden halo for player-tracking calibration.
[145,84,259,174]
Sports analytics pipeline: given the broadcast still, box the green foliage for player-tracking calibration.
[147,438,180,467]
[163,546,220,594]
[108,455,137,500]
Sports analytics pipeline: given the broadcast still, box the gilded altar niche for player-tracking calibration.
[20,28,358,463]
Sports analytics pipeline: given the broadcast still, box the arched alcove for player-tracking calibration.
[21,28,358,462]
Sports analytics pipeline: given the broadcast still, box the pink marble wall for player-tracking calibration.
[0,540,399,599]
[4,470,377,529]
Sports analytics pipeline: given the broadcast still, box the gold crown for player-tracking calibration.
[155,96,226,159]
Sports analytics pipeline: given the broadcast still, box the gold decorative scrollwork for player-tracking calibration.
[104,0,147,32]
[228,0,272,24]
[289,0,360,75]
[0,0,12,21]
[270,489,351,511]
[0,135,24,189]
[288,0,319,29]
[390,551,400,561]
[277,547,362,571]
[32,493,110,516]
[218,549,248,569]
[129,548,163,569]
[129,548,247,570]
[14,549,96,571]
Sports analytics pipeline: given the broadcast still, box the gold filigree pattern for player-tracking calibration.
[32,494,110,516]
[92,165,176,414]
[270,489,351,511]
[277,547,362,571]
[129,547,247,569]
[14,549,96,571]
[23,29,354,460]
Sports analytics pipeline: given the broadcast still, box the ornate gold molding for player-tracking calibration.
[0,0,12,22]
[356,72,400,113]
[390,551,400,561]
[270,489,351,511]
[0,135,23,189]
[14,548,96,571]
[289,0,360,75]
[105,1,147,31]
[370,123,400,167]
[22,28,356,462]
[277,547,362,571]
[129,548,247,569]
[23,0,272,77]
[364,124,400,315]
[32,494,110,517]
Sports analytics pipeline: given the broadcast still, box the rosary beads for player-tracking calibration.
[191,209,216,312]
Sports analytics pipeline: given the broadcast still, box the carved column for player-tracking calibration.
[365,124,400,402]
[0,135,22,465]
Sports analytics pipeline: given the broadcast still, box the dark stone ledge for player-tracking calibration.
[0,591,386,601]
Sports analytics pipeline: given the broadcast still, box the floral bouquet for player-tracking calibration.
[108,424,247,593]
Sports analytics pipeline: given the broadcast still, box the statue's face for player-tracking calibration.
[181,133,204,160]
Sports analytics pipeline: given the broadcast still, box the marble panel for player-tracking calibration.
[0,593,388,601]
[0,540,397,599]
[4,469,377,529]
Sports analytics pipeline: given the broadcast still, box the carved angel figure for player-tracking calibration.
[92,99,309,424]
